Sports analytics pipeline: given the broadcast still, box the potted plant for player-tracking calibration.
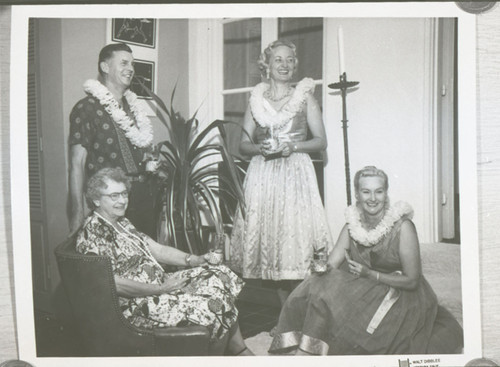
[137,80,246,255]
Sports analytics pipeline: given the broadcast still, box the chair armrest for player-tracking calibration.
[152,325,210,356]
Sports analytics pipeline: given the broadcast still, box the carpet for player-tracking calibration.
[245,242,462,356]
[245,331,274,356]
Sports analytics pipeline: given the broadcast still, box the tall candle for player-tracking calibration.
[338,25,345,75]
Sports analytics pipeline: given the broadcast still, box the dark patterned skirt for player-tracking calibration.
[269,268,463,355]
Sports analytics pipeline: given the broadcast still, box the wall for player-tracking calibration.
[156,19,190,131]
[323,18,432,241]
[61,19,107,193]
[36,19,73,307]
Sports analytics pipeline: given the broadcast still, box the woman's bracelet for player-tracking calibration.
[185,254,192,267]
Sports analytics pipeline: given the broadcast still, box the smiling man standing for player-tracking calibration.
[68,43,157,238]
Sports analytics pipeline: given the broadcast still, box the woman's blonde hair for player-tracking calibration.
[257,40,298,78]
[353,166,389,192]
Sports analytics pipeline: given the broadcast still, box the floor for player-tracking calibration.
[236,299,280,339]
[34,298,280,357]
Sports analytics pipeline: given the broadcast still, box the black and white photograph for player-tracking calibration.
[3,2,491,367]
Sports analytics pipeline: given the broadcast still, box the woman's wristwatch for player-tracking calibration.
[288,142,298,152]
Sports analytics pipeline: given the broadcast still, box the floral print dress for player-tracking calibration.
[76,213,244,339]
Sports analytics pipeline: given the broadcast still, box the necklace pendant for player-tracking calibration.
[265,86,292,102]
[250,78,313,131]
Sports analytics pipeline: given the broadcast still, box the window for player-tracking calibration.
[223,19,261,156]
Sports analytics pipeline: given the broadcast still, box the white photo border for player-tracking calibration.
[10,3,480,367]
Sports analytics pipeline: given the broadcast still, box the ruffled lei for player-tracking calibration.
[83,79,153,148]
[249,77,315,131]
[345,201,414,247]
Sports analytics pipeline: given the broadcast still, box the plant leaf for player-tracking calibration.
[133,76,173,135]
[197,180,223,235]
[150,92,247,254]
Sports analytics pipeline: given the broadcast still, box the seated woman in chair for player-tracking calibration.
[76,167,253,356]
[269,166,463,355]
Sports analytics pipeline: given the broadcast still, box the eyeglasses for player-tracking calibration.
[101,191,129,201]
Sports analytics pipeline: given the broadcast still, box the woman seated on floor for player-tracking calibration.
[268,166,463,355]
[76,167,253,356]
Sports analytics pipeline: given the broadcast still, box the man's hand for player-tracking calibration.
[68,144,87,237]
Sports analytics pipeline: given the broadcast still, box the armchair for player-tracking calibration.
[54,236,211,356]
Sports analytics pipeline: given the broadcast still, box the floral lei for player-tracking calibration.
[249,77,315,131]
[83,79,153,148]
[345,201,414,247]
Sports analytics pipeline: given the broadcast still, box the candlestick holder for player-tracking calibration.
[328,72,360,206]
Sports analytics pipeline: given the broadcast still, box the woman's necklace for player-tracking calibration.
[95,212,164,273]
[345,201,414,247]
[264,86,293,102]
[249,77,315,131]
[116,225,165,273]
[361,212,384,230]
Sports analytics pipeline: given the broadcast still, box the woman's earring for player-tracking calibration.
[266,68,270,79]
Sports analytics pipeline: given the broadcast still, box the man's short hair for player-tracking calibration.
[98,43,133,78]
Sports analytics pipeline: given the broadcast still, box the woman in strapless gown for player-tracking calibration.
[230,40,333,303]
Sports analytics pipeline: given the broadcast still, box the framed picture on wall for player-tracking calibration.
[130,59,155,99]
[112,18,156,48]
